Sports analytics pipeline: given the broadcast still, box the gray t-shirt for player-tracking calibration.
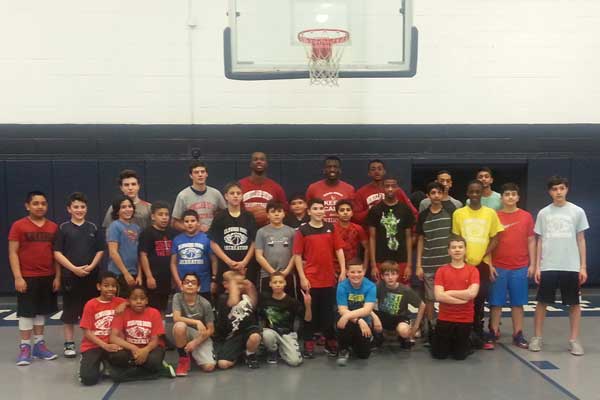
[171,292,214,325]
[419,196,463,213]
[255,224,295,278]
[172,186,226,232]
[467,191,502,210]
[535,202,589,272]
[102,199,152,230]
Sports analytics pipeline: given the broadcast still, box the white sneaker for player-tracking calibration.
[529,336,542,352]
[569,340,584,356]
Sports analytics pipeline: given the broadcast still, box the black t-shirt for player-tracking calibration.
[283,214,310,229]
[215,292,258,339]
[139,225,177,292]
[367,201,415,263]
[208,209,257,279]
[258,293,303,335]
[53,221,105,280]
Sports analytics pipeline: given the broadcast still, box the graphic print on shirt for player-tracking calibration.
[347,293,366,310]
[463,218,488,244]
[125,228,138,241]
[227,294,254,337]
[24,232,55,242]
[93,309,116,337]
[263,306,290,329]
[380,292,403,315]
[125,320,152,345]
[366,193,384,209]
[381,209,400,251]
[223,227,249,251]
[545,215,574,239]
[323,191,344,223]
[266,235,289,248]
[154,237,172,257]
[243,190,273,209]
[189,201,217,223]
[177,242,208,265]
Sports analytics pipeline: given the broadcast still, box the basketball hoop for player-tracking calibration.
[298,29,350,86]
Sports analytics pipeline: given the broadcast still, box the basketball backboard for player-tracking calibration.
[224,0,418,80]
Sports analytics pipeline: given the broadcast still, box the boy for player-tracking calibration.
[255,201,296,294]
[239,152,288,227]
[79,272,127,386]
[283,193,310,229]
[215,271,262,369]
[335,261,377,366]
[172,273,216,376]
[367,176,415,282]
[171,210,217,300]
[431,236,480,360]
[419,170,463,213]
[372,261,426,347]
[353,159,417,226]
[54,192,105,358]
[108,286,175,381]
[209,181,257,286]
[530,176,589,356]
[102,169,152,230]
[294,198,346,357]
[9,191,60,366]
[452,179,503,345]
[415,182,453,341]
[335,200,369,275]
[305,156,355,224]
[466,167,502,210]
[259,272,311,366]
[172,161,226,233]
[487,183,535,350]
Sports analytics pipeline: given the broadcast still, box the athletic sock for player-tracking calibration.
[34,335,43,344]
[20,339,31,346]
[177,347,187,357]
[245,350,255,356]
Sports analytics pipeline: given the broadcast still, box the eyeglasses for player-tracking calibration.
[182,280,198,286]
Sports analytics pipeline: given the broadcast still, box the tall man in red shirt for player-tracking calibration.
[305,156,355,224]
[353,159,417,226]
[239,152,288,227]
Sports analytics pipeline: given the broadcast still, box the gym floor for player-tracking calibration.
[1,293,598,400]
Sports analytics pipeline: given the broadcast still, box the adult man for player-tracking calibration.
[419,170,463,213]
[102,169,151,230]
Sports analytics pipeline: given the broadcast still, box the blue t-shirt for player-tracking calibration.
[336,278,377,324]
[107,220,141,276]
[172,232,212,293]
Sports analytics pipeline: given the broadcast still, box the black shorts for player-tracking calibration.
[61,274,99,324]
[17,276,58,318]
[215,326,262,362]
[146,290,170,314]
[536,271,580,305]
[375,311,410,331]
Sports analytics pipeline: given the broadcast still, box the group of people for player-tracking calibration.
[7,153,589,385]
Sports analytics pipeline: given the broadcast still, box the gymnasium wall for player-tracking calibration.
[1,1,599,124]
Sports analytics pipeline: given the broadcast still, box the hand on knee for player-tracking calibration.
[217,360,234,369]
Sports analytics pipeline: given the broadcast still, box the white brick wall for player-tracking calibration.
[1,0,599,124]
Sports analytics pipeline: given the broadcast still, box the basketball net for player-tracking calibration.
[298,29,350,86]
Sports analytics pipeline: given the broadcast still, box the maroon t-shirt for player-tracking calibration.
[334,222,367,273]
[305,179,355,224]
[8,217,58,277]
[293,222,344,288]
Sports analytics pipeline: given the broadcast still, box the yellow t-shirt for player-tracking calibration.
[452,206,504,266]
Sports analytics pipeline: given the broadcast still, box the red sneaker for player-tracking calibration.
[176,355,191,377]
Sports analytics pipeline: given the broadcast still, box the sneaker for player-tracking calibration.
[324,339,338,357]
[529,336,542,352]
[266,350,278,364]
[63,342,77,358]
[32,340,57,360]
[175,355,191,377]
[483,331,496,350]
[16,344,32,366]
[569,339,584,356]
[161,361,176,378]
[336,349,350,367]
[245,353,259,369]
[512,331,529,349]
[303,340,315,359]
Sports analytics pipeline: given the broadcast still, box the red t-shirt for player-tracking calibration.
[352,183,418,226]
[305,179,355,224]
[434,263,480,323]
[334,222,367,273]
[240,177,288,212]
[79,297,127,353]
[493,209,535,269]
[8,217,58,277]
[293,223,344,288]
[111,307,164,348]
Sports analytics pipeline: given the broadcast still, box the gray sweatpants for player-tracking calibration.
[262,329,303,367]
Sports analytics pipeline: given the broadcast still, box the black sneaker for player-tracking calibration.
[267,351,278,364]
[303,340,315,359]
[324,339,338,357]
[336,349,350,367]
[245,353,259,369]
